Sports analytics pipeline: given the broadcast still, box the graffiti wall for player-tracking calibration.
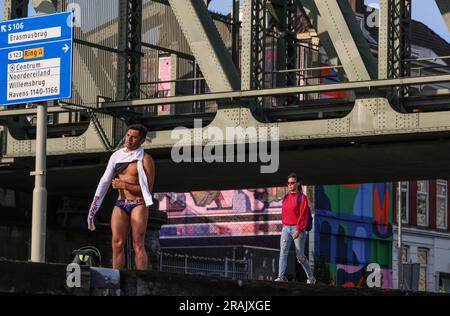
[156,188,287,239]
[157,184,394,287]
[314,184,393,288]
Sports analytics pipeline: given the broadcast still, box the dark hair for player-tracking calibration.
[287,172,299,183]
[127,124,148,139]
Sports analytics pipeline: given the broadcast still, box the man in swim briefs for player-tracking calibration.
[87,124,155,270]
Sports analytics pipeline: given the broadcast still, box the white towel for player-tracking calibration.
[87,147,153,231]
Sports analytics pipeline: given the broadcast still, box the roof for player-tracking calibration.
[364,13,450,57]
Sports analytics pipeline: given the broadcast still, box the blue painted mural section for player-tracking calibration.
[314,183,393,288]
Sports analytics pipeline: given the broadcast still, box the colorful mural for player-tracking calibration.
[157,188,287,238]
[161,221,283,239]
[314,183,393,288]
[157,183,394,288]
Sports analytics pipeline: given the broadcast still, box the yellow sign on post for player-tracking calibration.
[24,47,44,59]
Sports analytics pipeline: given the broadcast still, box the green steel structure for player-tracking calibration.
[1,0,450,192]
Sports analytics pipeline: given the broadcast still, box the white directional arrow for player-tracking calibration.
[0,25,6,33]
[62,44,69,53]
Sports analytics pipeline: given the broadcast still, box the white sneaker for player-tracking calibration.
[275,277,287,282]
[307,277,316,284]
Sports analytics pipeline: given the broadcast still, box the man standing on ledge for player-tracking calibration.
[87,124,155,270]
[275,173,315,284]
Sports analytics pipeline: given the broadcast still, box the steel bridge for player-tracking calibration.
[1,0,450,193]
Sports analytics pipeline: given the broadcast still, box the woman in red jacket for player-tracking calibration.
[275,173,316,284]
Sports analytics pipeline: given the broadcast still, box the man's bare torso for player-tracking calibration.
[117,161,142,200]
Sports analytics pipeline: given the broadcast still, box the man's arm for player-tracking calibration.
[111,179,141,193]
[143,153,155,192]
[87,153,116,230]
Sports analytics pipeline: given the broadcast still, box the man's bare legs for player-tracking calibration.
[111,206,130,269]
[131,205,149,270]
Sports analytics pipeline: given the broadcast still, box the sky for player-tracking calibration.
[0,0,449,43]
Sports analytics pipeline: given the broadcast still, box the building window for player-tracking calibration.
[401,245,409,263]
[436,180,448,230]
[417,181,429,226]
[439,273,450,293]
[418,248,428,291]
[396,182,409,224]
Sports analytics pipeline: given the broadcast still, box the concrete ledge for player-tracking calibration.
[0,259,446,296]
[119,270,432,296]
[0,259,90,296]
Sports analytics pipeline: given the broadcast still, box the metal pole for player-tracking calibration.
[232,0,240,68]
[225,257,228,278]
[233,247,236,279]
[30,103,48,262]
[397,181,403,290]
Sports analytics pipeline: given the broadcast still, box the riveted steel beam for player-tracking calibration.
[379,0,411,110]
[117,0,143,101]
[168,0,240,92]
[241,0,266,91]
[101,74,450,109]
[299,0,377,81]
[379,0,389,80]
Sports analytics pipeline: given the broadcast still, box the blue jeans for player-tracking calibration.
[278,225,313,280]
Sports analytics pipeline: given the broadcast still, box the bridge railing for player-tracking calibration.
[159,252,253,280]
[401,55,450,112]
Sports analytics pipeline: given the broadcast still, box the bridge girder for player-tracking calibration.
[4,0,450,190]
[167,0,240,92]
[299,0,377,81]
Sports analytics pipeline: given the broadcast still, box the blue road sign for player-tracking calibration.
[0,11,73,106]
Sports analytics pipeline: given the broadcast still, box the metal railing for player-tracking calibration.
[159,252,253,280]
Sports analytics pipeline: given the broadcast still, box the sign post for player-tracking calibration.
[0,12,73,262]
[31,102,47,262]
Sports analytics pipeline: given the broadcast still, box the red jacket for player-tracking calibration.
[282,191,309,232]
